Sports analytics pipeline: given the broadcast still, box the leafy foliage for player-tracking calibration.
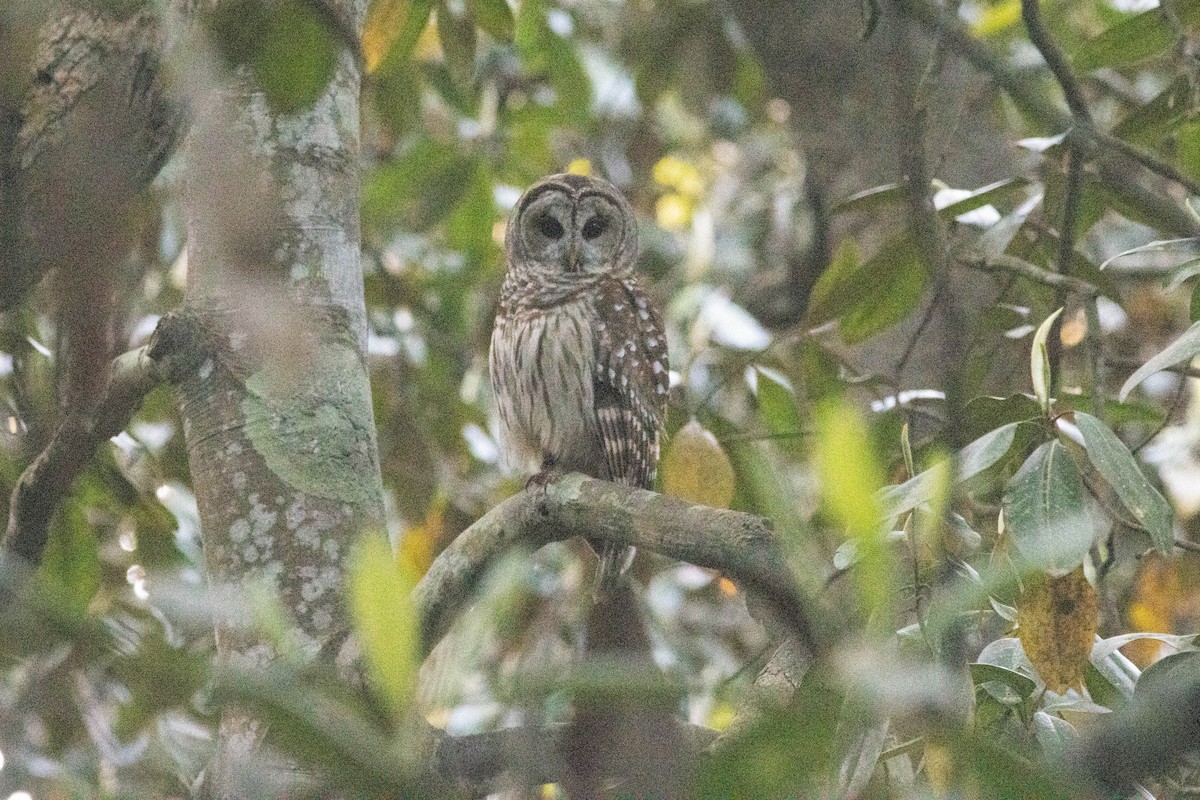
[3,0,1200,797]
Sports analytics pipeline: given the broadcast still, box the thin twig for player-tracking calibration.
[1089,126,1200,198]
[1174,537,1200,554]
[1020,0,1091,122]
[1022,0,1091,394]
[961,253,1099,296]
[1132,372,1189,454]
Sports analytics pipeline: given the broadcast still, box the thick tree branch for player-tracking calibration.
[411,474,820,790]
[3,341,169,564]
[1,4,182,310]
[414,473,825,660]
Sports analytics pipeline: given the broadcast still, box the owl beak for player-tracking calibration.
[567,237,579,271]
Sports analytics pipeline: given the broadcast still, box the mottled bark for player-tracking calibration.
[415,473,822,660]
[1,2,179,309]
[1,3,181,565]
[173,1,383,792]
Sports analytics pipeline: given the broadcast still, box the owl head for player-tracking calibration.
[506,173,639,282]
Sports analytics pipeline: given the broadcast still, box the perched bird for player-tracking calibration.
[489,173,669,597]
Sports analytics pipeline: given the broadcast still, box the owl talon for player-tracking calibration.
[525,471,551,490]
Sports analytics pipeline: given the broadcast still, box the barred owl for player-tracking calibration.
[490,173,669,597]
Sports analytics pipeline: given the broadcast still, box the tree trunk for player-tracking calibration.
[172,2,381,793]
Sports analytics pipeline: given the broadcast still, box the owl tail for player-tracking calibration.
[592,542,636,602]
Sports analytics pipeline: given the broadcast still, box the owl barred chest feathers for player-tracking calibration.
[491,278,669,482]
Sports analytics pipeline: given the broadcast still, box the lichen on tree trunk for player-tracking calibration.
[173,1,380,791]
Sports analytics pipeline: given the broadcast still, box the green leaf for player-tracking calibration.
[467,0,514,41]
[437,1,477,88]
[830,716,889,799]
[39,500,100,619]
[1119,318,1200,400]
[364,0,434,73]
[348,534,419,719]
[970,662,1038,704]
[1072,412,1174,554]
[1073,4,1200,70]
[1135,651,1200,699]
[815,400,891,615]
[1003,441,1094,574]
[832,178,1027,218]
[832,183,903,215]
[208,0,338,113]
[805,235,928,344]
[1179,120,1200,182]
[363,140,477,235]
[958,421,1023,483]
[1030,307,1063,413]
[752,366,803,445]
[962,394,1043,441]
[1032,711,1078,761]
[878,423,1020,519]
[1099,237,1198,273]
[515,0,590,125]
[1163,257,1200,291]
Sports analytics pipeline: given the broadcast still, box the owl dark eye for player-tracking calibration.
[581,215,608,240]
[537,215,565,239]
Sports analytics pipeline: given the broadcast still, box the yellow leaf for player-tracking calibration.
[1017,566,1098,693]
[348,534,419,719]
[660,419,735,508]
[566,158,591,176]
[398,498,444,576]
[655,193,691,230]
[1127,554,1199,666]
[363,0,411,73]
[814,399,891,617]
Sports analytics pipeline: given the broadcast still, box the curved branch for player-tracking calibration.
[3,344,166,563]
[414,473,825,660]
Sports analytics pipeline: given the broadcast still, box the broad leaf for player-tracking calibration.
[970,662,1038,704]
[878,422,1020,518]
[437,2,477,88]
[815,400,890,614]
[661,420,736,509]
[805,235,928,343]
[1072,412,1174,553]
[348,534,419,720]
[1032,711,1078,761]
[1073,4,1200,71]
[1003,441,1093,574]
[467,0,514,41]
[1119,318,1200,400]
[752,366,802,436]
[1031,307,1063,413]
[1018,567,1098,693]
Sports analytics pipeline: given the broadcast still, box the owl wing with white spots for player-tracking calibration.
[592,278,670,489]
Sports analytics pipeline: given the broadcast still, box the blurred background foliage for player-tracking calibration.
[2,0,1200,796]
